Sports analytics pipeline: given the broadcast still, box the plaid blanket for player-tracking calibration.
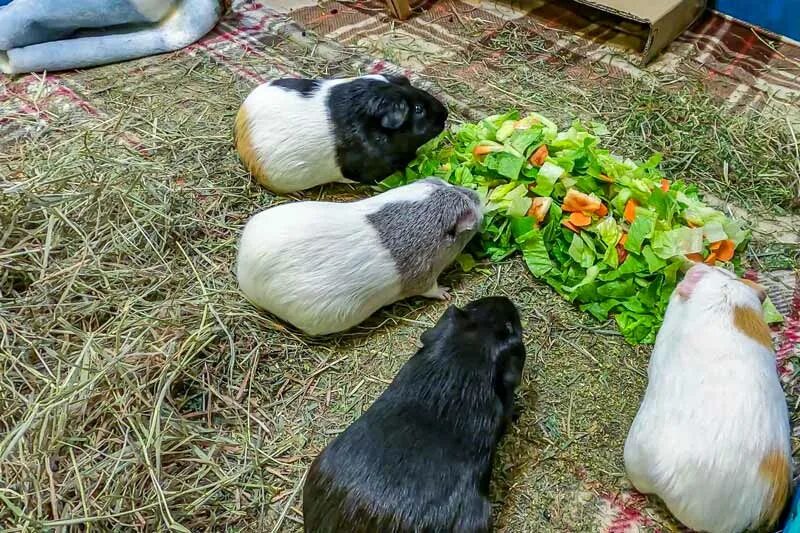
[1,0,798,530]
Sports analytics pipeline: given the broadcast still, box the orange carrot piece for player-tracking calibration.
[569,212,592,227]
[598,174,614,183]
[596,203,608,217]
[709,241,722,251]
[685,253,704,262]
[704,252,718,265]
[563,189,603,213]
[529,145,549,167]
[660,179,670,192]
[618,233,628,246]
[714,239,736,262]
[616,244,628,264]
[561,220,580,233]
[527,196,552,223]
[473,145,497,157]
[623,199,638,223]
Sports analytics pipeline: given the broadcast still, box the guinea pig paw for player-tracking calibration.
[421,285,451,301]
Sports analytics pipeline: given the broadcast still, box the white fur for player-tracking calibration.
[624,265,791,533]
[236,180,440,336]
[238,75,390,194]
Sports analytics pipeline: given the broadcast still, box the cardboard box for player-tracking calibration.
[385,0,706,63]
[570,0,707,63]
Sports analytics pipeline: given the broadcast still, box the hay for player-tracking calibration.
[0,11,798,533]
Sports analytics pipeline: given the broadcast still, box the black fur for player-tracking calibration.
[271,78,321,97]
[302,297,526,533]
[328,76,447,183]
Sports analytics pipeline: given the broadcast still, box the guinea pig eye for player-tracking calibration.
[414,103,424,115]
[446,225,457,239]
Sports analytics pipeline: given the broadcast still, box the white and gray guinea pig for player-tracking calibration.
[624,263,791,533]
[234,75,448,194]
[236,178,482,336]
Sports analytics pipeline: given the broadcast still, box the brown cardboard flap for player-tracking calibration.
[570,0,706,64]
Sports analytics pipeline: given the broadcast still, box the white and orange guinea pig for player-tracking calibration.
[234,75,447,194]
[624,263,792,533]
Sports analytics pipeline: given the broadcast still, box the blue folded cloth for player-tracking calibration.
[0,0,223,74]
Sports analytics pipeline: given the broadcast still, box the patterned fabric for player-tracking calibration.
[290,0,800,111]
[1,0,798,530]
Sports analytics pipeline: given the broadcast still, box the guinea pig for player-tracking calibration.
[236,178,482,336]
[624,263,791,533]
[302,296,526,532]
[234,74,448,194]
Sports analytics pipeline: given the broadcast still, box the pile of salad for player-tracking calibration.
[380,111,781,344]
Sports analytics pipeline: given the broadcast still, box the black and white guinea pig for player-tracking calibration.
[624,263,791,533]
[234,74,448,194]
[236,178,482,336]
[302,296,526,533]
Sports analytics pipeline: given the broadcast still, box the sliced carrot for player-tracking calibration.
[568,212,592,227]
[527,196,552,223]
[528,145,549,167]
[709,241,722,251]
[598,174,614,183]
[618,233,628,246]
[713,239,735,262]
[686,220,699,228]
[563,189,603,214]
[596,203,608,217]
[660,179,670,192]
[616,244,628,264]
[561,220,580,234]
[685,253,704,262]
[704,252,718,265]
[623,199,638,223]
[473,145,499,157]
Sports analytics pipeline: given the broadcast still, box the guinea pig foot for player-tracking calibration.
[421,285,451,301]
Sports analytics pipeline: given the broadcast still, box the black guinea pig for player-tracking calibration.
[234,74,448,194]
[302,296,526,532]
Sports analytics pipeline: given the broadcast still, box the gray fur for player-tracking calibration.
[367,181,481,295]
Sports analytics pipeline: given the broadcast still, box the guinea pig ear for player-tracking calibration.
[677,263,710,299]
[384,74,411,86]
[740,278,767,303]
[420,305,464,346]
[455,209,479,235]
[369,90,409,130]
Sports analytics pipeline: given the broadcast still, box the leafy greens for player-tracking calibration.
[380,111,779,344]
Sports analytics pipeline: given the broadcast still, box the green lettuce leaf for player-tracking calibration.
[762,297,784,325]
[390,109,751,346]
[625,209,657,254]
[569,233,596,268]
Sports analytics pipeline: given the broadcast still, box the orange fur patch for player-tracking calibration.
[234,106,269,187]
[733,305,773,349]
[739,278,767,303]
[758,450,791,528]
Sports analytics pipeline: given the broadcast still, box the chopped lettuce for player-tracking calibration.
[380,110,769,344]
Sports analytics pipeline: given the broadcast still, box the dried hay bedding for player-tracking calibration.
[1,1,799,530]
